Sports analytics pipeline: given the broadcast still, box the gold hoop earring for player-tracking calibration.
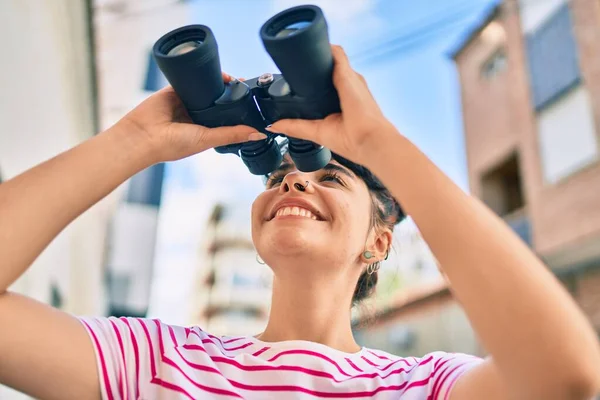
[256,254,265,265]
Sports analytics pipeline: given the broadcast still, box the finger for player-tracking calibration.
[222,72,233,83]
[181,123,267,150]
[330,46,361,92]
[267,119,320,142]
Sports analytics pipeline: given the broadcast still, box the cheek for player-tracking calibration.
[329,194,372,240]
[251,192,270,235]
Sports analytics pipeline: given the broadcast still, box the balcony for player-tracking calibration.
[503,208,532,247]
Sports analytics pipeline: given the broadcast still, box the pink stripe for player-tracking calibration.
[444,367,466,400]
[361,355,378,367]
[367,350,392,361]
[151,378,195,400]
[434,364,463,400]
[377,357,416,371]
[121,318,140,399]
[136,319,157,377]
[183,344,241,359]
[428,358,455,400]
[165,327,439,398]
[109,320,126,400]
[177,331,434,383]
[397,368,438,397]
[173,343,410,397]
[186,328,226,347]
[345,357,363,372]
[252,346,270,357]
[83,320,115,400]
[267,349,352,376]
[223,337,245,344]
[154,322,242,398]
[201,338,254,351]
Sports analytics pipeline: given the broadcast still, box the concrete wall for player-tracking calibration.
[354,296,482,358]
[0,0,113,316]
[0,1,114,398]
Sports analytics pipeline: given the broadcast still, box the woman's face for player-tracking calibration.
[251,156,375,274]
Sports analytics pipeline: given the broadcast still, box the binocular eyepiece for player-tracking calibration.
[152,5,340,175]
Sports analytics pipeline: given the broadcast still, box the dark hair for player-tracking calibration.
[329,154,405,306]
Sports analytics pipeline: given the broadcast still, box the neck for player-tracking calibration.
[257,265,361,354]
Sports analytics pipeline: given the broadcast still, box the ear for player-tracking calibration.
[372,228,392,261]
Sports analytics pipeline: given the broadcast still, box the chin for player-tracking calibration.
[257,221,327,260]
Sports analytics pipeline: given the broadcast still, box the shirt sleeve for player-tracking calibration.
[426,351,484,400]
[79,316,163,400]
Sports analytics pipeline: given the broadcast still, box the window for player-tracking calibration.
[537,85,598,183]
[481,49,507,79]
[50,284,63,309]
[481,153,525,216]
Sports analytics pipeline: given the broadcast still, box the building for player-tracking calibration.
[353,0,600,357]
[92,0,194,317]
[188,202,273,336]
[451,0,600,331]
[352,223,483,358]
[0,1,113,398]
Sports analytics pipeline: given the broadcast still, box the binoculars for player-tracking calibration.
[152,5,340,176]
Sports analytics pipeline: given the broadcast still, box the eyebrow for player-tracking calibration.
[321,163,355,179]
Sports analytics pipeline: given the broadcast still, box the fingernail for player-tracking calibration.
[248,132,268,141]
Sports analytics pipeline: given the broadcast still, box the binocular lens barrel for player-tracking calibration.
[261,5,335,99]
[153,26,224,111]
[151,5,337,175]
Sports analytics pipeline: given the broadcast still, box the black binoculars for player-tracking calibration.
[152,5,340,176]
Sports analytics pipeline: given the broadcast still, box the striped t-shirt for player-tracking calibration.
[80,317,482,400]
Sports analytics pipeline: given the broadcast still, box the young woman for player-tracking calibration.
[0,45,598,400]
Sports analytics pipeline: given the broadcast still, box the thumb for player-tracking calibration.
[267,119,320,141]
[178,123,267,150]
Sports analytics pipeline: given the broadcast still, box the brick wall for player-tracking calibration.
[455,0,600,333]
[575,267,600,332]
[520,0,600,258]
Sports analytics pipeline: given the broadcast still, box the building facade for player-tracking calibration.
[0,1,111,398]
[189,202,273,336]
[353,0,600,358]
[93,0,193,317]
[452,0,600,331]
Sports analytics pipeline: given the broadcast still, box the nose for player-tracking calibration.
[279,173,314,194]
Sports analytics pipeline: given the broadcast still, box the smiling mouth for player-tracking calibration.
[272,206,322,221]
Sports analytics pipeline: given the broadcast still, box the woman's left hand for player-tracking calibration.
[267,45,396,165]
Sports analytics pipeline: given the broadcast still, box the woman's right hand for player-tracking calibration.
[118,72,266,163]
[267,45,396,166]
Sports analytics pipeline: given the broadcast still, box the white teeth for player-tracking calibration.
[273,206,319,220]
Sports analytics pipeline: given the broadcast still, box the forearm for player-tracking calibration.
[365,127,600,396]
[0,123,154,292]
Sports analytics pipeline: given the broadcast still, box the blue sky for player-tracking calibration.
[164,0,498,193]
[149,0,498,322]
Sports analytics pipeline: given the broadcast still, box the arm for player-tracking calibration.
[269,45,600,400]
[367,129,600,400]
[0,85,261,399]
[0,125,150,399]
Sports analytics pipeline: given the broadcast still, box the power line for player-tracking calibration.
[350,0,564,65]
